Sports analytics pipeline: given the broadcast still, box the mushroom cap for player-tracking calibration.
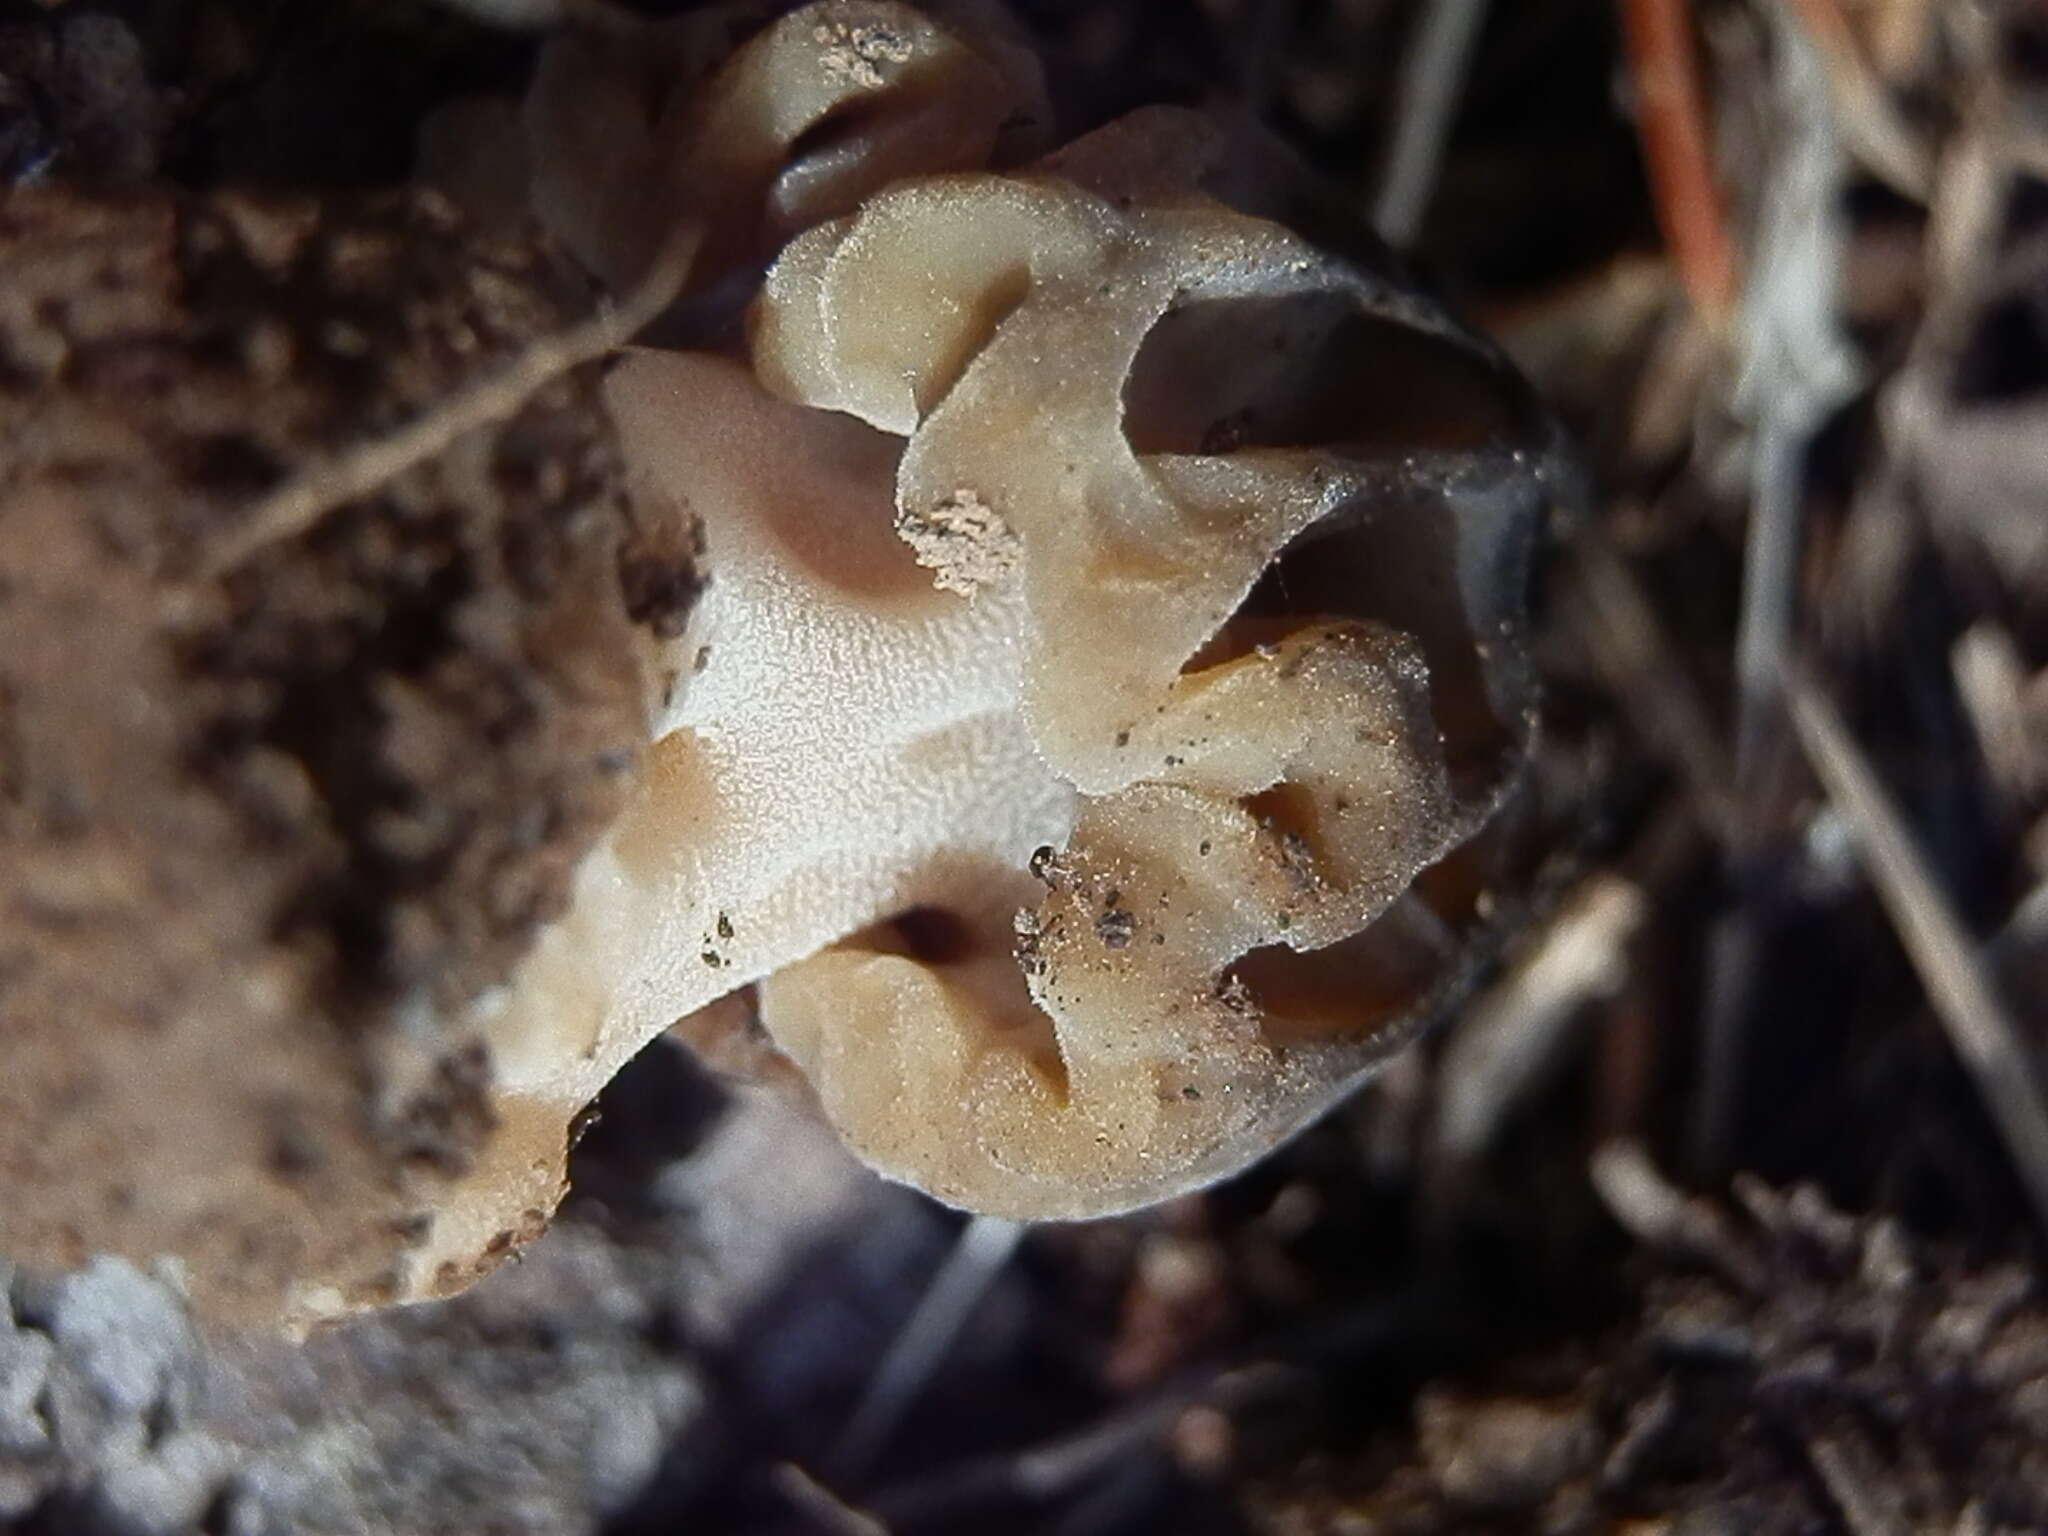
[738,108,1556,1217]
[522,0,1047,293]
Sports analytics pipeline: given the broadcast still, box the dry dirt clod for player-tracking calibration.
[0,182,674,1326]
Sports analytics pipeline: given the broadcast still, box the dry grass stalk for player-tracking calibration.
[1786,666,2048,1240]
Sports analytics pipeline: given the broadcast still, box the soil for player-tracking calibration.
[0,175,659,1323]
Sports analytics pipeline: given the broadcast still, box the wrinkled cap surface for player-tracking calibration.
[732,108,1557,1215]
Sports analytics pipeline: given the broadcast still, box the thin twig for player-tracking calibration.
[1617,0,1740,319]
[852,1300,1416,1531]
[1729,0,1860,781]
[1692,916,1765,1176]
[772,1463,894,1536]
[1801,1431,1913,1536]
[201,224,702,580]
[1952,622,2046,806]
[1695,0,1863,1175]
[1589,1140,1770,1292]
[1431,873,1646,1170]
[856,1361,1294,1530]
[1568,538,1742,843]
[1373,0,1492,247]
[1786,666,2048,1240]
[1732,419,1807,780]
[829,1216,1025,1482]
[1783,0,1933,197]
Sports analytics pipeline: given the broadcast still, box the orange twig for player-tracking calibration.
[1618,0,1741,319]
